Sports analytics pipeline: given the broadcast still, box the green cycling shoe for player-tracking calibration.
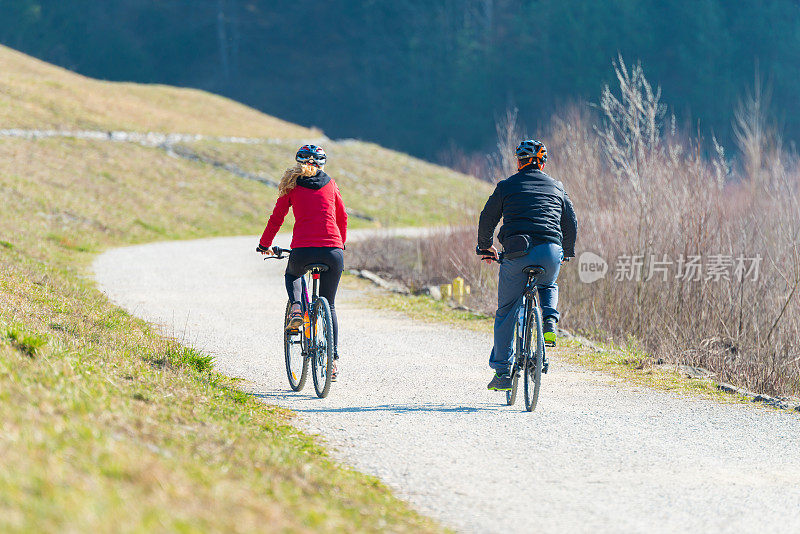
[487,372,513,391]
[543,316,557,347]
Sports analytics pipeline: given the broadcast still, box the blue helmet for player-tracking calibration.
[296,144,327,167]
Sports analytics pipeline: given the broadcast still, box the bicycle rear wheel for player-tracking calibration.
[284,300,308,391]
[523,303,543,412]
[506,320,522,406]
[311,296,335,398]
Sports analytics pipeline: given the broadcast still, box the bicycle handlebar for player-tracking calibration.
[476,251,572,264]
[263,246,292,260]
[480,253,503,263]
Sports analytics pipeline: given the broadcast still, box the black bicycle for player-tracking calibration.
[266,247,335,398]
[482,252,546,412]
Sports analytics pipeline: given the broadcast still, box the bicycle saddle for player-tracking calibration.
[304,263,329,273]
[523,265,546,276]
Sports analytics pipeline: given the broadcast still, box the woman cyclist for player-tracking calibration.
[257,144,347,379]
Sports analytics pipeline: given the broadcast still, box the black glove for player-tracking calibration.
[256,244,270,254]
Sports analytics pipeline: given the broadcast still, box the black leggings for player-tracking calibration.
[285,247,344,353]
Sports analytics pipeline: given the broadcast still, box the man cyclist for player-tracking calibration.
[477,139,577,391]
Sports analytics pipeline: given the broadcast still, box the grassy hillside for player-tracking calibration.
[0,45,488,531]
[0,43,489,226]
[181,139,488,226]
[0,45,315,138]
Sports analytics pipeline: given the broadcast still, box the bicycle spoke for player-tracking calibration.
[311,297,335,398]
[523,302,543,412]
[283,300,308,391]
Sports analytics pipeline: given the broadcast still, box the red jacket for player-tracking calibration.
[259,171,348,249]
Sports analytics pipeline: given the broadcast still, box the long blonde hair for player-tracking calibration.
[278,163,321,196]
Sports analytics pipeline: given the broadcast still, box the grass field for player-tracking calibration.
[0,43,490,532]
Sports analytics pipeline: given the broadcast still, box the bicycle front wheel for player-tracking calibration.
[523,303,543,412]
[284,300,308,391]
[311,296,335,398]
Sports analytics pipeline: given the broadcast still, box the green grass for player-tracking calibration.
[0,47,455,532]
[167,344,215,374]
[556,337,750,403]
[5,327,47,357]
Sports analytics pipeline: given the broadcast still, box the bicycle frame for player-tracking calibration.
[484,252,540,361]
[297,271,322,344]
[265,247,321,348]
[515,273,540,369]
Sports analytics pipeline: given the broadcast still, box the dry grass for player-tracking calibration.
[0,44,316,138]
[0,138,275,248]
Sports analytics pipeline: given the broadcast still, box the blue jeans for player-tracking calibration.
[489,242,563,374]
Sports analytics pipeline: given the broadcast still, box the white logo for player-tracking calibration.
[578,251,608,283]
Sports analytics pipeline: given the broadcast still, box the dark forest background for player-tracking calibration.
[2,0,799,160]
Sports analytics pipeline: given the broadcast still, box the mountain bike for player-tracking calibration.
[509,265,546,412]
[482,253,546,412]
[265,247,335,398]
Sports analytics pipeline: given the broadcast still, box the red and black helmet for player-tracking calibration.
[296,144,327,167]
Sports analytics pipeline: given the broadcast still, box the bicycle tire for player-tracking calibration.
[524,302,544,412]
[284,300,308,391]
[506,320,522,405]
[311,296,335,398]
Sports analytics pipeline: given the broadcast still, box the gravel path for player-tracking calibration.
[93,235,800,533]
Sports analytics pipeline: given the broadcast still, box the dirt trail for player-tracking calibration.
[94,235,800,533]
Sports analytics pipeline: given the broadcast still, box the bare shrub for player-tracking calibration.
[437,142,493,181]
[349,227,498,312]
[487,107,525,182]
[435,107,524,183]
[353,59,800,396]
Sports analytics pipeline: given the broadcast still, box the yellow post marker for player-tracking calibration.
[452,276,465,305]
[440,283,452,299]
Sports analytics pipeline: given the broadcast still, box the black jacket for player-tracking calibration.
[477,169,577,257]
